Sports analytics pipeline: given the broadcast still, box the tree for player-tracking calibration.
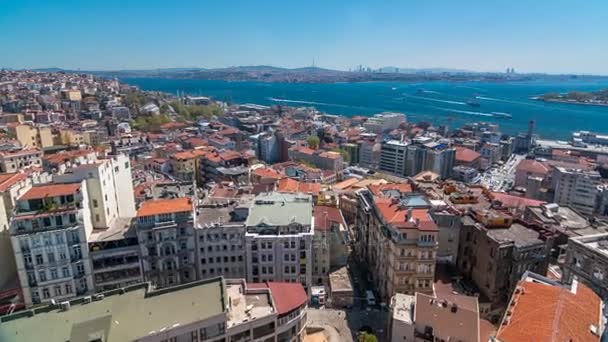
[307,135,320,150]
[358,332,378,342]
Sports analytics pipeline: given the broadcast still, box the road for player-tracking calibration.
[307,308,388,342]
[480,154,525,191]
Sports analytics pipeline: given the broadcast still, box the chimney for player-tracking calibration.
[406,209,412,221]
[414,218,420,227]
[451,303,458,313]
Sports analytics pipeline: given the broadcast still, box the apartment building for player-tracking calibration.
[553,166,601,216]
[312,205,349,285]
[245,192,314,293]
[561,233,608,299]
[10,182,95,306]
[8,123,54,149]
[196,196,251,281]
[457,211,554,320]
[54,154,136,229]
[379,140,408,176]
[356,187,438,301]
[288,146,344,171]
[0,148,43,173]
[0,277,309,342]
[136,197,198,288]
[88,219,143,292]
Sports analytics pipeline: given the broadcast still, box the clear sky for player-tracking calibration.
[1,0,607,74]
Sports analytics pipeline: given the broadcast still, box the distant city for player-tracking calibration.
[0,69,607,342]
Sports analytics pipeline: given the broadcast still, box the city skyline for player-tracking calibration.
[1,0,608,75]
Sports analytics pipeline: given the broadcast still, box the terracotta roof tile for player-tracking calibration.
[248,282,307,315]
[496,279,601,342]
[20,183,81,200]
[516,159,549,175]
[314,205,346,231]
[136,197,192,217]
[455,147,481,163]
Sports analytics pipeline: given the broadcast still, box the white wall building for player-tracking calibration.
[10,181,95,306]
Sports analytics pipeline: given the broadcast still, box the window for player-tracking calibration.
[54,285,62,296]
[43,217,51,227]
[69,214,76,223]
[62,267,70,278]
[95,214,100,222]
[42,288,50,299]
[35,254,44,265]
[55,215,63,226]
[50,268,58,279]
[47,252,55,263]
[93,199,98,208]
[59,251,67,260]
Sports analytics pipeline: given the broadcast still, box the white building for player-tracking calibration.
[553,167,601,216]
[54,154,136,229]
[364,112,406,134]
[10,181,95,306]
[245,192,314,293]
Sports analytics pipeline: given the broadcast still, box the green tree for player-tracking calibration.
[307,135,320,150]
[358,332,378,342]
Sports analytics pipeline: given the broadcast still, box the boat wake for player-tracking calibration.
[429,106,493,117]
[401,94,466,105]
[266,97,384,112]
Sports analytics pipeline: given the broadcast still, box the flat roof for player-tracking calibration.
[245,192,313,227]
[0,278,226,342]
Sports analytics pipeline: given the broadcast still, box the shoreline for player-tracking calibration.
[531,97,608,108]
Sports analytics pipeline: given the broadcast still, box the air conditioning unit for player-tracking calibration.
[83,296,92,304]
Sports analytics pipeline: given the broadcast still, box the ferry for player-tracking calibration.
[491,112,512,119]
[466,99,481,107]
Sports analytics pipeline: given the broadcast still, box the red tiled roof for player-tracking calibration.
[314,205,346,231]
[252,167,285,180]
[374,197,437,231]
[490,192,545,209]
[248,282,307,315]
[0,173,27,192]
[368,183,413,196]
[277,178,321,195]
[516,159,549,175]
[496,280,601,342]
[136,197,192,217]
[455,147,481,163]
[332,177,359,190]
[20,183,81,200]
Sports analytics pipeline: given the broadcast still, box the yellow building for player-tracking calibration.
[8,124,54,149]
[58,129,85,146]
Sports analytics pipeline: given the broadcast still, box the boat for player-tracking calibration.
[491,112,512,119]
[466,99,481,107]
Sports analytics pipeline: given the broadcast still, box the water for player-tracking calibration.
[122,78,608,139]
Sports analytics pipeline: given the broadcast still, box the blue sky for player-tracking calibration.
[1,0,607,74]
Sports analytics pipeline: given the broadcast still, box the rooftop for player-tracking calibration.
[328,266,353,293]
[137,197,192,217]
[391,293,415,324]
[245,192,313,227]
[0,278,226,342]
[496,273,602,342]
[414,292,480,342]
[247,282,307,315]
[19,183,81,201]
[313,205,347,232]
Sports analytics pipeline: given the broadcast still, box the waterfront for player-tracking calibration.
[123,77,608,139]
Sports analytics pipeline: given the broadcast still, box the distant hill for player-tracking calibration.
[19,65,608,84]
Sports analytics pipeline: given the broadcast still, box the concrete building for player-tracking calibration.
[10,182,95,306]
[452,165,480,183]
[356,188,438,301]
[0,277,309,342]
[54,154,136,229]
[561,233,608,299]
[358,134,380,169]
[363,112,406,134]
[328,266,354,308]
[252,131,279,163]
[88,219,143,292]
[496,271,603,342]
[388,292,480,342]
[312,205,349,285]
[245,192,314,293]
[457,211,554,321]
[136,198,198,288]
[196,196,251,281]
[0,148,43,173]
[379,140,408,176]
[514,159,549,188]
[553,166,601,216]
